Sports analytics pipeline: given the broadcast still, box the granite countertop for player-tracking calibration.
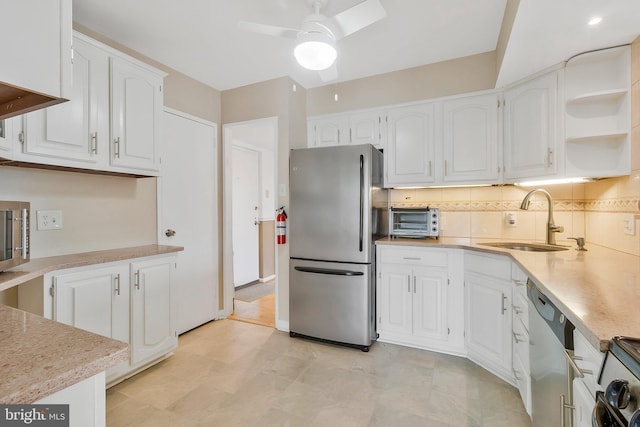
[0,304,129,403]
[377,237,640,352]
[0,244,184,293]
[0,244,183,404]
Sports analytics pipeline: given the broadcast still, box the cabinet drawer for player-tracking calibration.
[513,315,530,372]
[465,252,511,280]
[512,290,529,332]
[573,329,604,396]
[378,246,448,267]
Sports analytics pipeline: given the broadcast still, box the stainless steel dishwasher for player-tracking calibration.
[528,279,575,426]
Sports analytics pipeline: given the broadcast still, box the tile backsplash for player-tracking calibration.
[389,184,586,245]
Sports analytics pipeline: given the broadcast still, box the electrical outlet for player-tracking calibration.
[623,213,636,236]
[37,210,63,231]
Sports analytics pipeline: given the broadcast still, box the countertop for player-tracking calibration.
[0,304,129,403]
[0,244,184,293]
[0,244,183,404]
[376,237,640,352]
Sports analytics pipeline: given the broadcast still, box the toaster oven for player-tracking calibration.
[389,207,439,239]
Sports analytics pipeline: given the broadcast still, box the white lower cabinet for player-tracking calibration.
[130,257,176,365]
[18,254,177,385]
[376,246,464,355]
[464,252,513,382]
[570,328,604,427]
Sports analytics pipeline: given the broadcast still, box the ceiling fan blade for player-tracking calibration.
[323,0,386,40]
[318,63,338,82]
[238,21,299,39]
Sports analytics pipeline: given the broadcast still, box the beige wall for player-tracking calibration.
[306,51,497,116]
[222,77,307,326]
[259,221,275,279]
[0,167,157,258]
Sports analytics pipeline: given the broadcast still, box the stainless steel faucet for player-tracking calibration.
[519,188,564,245]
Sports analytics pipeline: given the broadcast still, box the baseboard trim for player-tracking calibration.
[276,319,289,332]
[259,275,276,283]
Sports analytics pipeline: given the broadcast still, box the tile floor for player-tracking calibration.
[106,320,531,427]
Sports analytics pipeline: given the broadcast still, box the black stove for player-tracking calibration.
[595,337,640,426]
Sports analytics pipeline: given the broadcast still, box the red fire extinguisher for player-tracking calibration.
[276,207,287,245]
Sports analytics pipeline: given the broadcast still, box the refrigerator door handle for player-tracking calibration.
[294,266,365,276]
[359,154,364,252]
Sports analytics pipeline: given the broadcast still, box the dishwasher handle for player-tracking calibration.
[294,266,364,276]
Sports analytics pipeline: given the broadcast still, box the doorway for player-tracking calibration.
[223,117,278,328]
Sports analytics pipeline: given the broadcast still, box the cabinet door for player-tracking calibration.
[385,104,435,186]
[377,265,413,336]
[308,116,348,147]
[465,272,512,374]
[349,111,386,148]
[110,57,162,171]
[21,36,109,164]
[504,72,559,180]
[573,378,594,427]
[412,267,448,341]
[54,264,130,343]
[442,94,499,183]
[1,0,72,99]
[131,258,176,365]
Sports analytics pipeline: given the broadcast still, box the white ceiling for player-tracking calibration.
[72,0,640,92]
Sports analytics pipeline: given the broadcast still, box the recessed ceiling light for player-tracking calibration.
[588,16,603,26]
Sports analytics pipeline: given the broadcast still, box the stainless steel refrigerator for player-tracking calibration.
[289,144,387,351]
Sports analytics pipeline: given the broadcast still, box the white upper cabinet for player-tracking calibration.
[348,111,386,148]
[307,110,386,149]
[442,93,500,184]
[564,46,630,178]
[503,71,561,182]
[20,36,109,165]
[0,118,14,155]
[385,103,436,186]
[110,57,163,172]
[1,0,72,100]
[308,116,348,146]
[5,32,165,176]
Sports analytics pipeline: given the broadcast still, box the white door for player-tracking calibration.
[232,146,260,287]
[161,109,218,334]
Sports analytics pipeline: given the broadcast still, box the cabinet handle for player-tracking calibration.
[114,274,121,295]
[91,132,98,154]
[407,275,411,292]
[413,276,416,294]
[501,293,507,314]
[560,394,575,427]
[512,305,523,315]
[563,349,592,379]
[444,160,448,176]
[548,147,554,167]
[349,128,352,143]
[134,271,140,290]
[402,257,421,261]
[512,279,527,287]
[512,368,522,381]
[512,331,525,343]
[114,137,120,158]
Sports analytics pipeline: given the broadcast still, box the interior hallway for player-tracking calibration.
[106,319,531,426]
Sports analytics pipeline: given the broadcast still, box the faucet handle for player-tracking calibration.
[568,237,587,251]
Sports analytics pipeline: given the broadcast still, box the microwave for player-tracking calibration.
[0,201,30,272]
[389,206,439,239]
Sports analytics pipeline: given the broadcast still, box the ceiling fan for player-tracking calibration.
[238,0,386,81]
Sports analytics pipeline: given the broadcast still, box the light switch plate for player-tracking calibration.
[37,210,63,230]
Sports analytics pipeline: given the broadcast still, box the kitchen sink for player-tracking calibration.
[479,242,569,252]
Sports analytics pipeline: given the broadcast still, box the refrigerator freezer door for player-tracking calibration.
[289,259,373,348]
[290,145,372,264]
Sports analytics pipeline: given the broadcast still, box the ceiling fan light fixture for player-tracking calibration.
[294,31,337,71]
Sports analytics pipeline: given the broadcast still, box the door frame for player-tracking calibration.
[222,117,278,321]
